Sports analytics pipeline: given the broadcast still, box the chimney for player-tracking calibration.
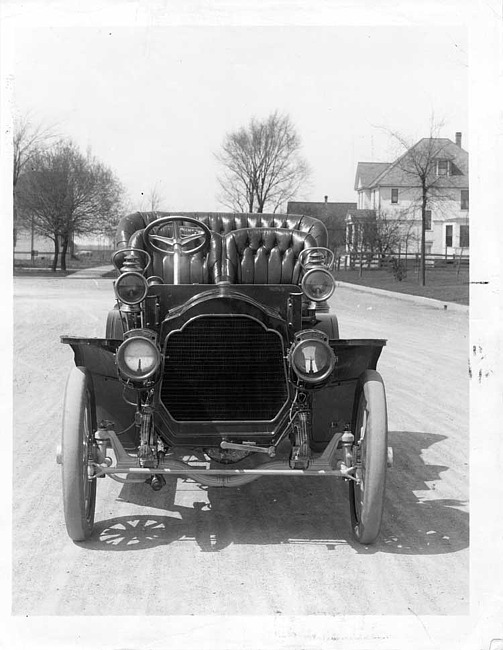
[455,132,462,147]
[324,195,328,204]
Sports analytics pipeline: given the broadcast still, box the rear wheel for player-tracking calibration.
[349,369,388,544]
[61,367,97,541]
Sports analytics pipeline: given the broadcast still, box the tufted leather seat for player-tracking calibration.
[223,228,317,285]
[114,211,327,285]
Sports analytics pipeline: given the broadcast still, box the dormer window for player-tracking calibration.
[436,159,450,176]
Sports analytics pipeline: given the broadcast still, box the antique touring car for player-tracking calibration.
[57,211,391,544]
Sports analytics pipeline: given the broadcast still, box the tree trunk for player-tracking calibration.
[60,235,69,271]
[13,199,18,248]
[52,236,59,272]
[420,191,427,286]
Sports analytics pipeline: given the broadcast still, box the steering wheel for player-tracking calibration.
[143,215,211,257]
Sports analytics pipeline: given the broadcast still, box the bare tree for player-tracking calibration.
[346,215,373,276]
[216,112,310,213]
[383,117,460,285]
[16,140,125,271]
[138,185,166,212]
[148,186,164,211]
[13,114,57,245]
[371,211,416,260]
[347,210,416,277]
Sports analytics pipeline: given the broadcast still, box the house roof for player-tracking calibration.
[288,201,356,222]
[354,163,390,190]
[357,137,469,190]
[288,200,357,249]
[346,208,377,222]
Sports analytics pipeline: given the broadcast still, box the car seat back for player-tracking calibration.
[222,227,317,285]
[116,211,328,250]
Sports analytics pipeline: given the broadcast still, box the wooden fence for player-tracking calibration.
[339,252,469,272]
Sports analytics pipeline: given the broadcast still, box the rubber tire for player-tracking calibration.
[349,369,388,544]
[105,307,125,340]
[61,367,97,541]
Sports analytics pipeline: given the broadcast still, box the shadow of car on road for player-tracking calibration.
[369,430,469,556]
[82,431,468,556]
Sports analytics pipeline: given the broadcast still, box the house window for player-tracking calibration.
[437,159,450,175]
[461,190,469,210]
[460,225,469,248]
[424,210,432,230]
[445,225,453,248]
[391,188,398,204]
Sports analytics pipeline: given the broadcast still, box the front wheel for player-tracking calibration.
[61,367,97,541]
[349,369,388,544]
[105,307,125,340]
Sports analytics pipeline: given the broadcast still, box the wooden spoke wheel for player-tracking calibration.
[349,369,388,544]
[61,367,97,541]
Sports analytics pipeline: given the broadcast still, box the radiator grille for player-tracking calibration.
[161,317,288,421]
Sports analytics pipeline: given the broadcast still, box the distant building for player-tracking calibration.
[349,132,469,257]
[287,197,357,252]
[14,227,113,262]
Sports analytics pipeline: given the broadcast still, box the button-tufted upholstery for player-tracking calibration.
[114,211,327,285]
[116,211,328,249]
[223,228,317,285]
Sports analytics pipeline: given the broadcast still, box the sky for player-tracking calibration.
[9,21,468,211]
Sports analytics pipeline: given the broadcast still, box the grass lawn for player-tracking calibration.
[335,265,469,305]
[13,255,112,277]
[14,255,469,305]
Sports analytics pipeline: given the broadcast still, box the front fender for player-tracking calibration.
[312,312,340,339]
[61,337,135,439]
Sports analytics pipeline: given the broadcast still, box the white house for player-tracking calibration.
[348,132,469,258]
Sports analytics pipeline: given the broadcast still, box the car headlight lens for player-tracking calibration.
[116,336,161,381]
[289,336,336,383]
[115,271,148,305]
[301,268,335,302]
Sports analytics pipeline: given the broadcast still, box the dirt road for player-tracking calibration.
[12,274,469,620]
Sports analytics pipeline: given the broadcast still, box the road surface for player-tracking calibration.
[12,272,469,617]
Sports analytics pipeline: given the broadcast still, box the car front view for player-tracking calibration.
[58,211,391,545]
